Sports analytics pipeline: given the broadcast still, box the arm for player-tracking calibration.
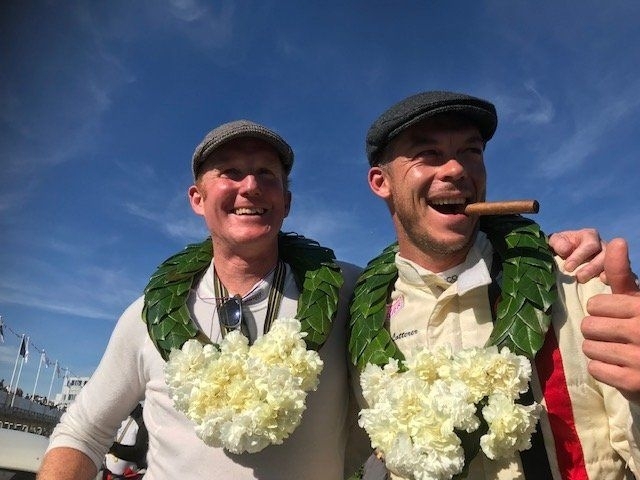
[548,228,606,283]
[37,447,97,480]
[40,298,148,475]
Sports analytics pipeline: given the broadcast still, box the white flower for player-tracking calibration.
[480,393,542,460]
[359,345,541,480]
[165,318,323,454]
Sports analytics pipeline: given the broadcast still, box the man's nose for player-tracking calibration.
[438,157,465,180]
[240,174,261,195]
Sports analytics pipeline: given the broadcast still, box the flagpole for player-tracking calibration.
[8,334,25,393]
[10,336,28,408]
[32,350,45,399]
[48,360,58,402]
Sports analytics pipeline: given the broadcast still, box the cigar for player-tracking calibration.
[463,200,539,216]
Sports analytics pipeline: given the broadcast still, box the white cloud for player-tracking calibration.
[0,251,139,322]
[537,89,640,178]
[122,198,207,243]
[516,82,555,125]
[166,0,210,22]
[284,197,350,246]
[0,288,116,321]
[160,0,235,49]
[0,345,17,368]
[491,81,555,127]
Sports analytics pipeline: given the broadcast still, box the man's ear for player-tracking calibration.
[368,166,391,200]
[284,190,292,218]
[188,185,205,216]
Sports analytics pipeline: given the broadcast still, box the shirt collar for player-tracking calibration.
[200,261,277,304]
[396,232,493,295]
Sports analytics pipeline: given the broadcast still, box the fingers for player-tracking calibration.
[547,232,575,258]
[582,310,640,340]
[604,238,638,295]
[548,228,604,276]
[582,335,640,403]
[586,293,640,318]
[573,250,606,283]
[586,360,640,403]
[583,340,640,367]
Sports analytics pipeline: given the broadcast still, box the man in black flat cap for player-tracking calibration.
[351,91,640,479]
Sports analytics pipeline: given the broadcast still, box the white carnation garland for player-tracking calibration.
[350,219,557,480]
[359,345,541,480]
[165,318,323,454]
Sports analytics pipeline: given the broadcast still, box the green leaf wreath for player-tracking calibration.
[142,232,343,360]
[348,214,558,371]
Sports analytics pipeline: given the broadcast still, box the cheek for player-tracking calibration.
[404,167,436,193]
[469,163,486,188]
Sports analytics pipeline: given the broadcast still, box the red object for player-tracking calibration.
[536,327,588,480]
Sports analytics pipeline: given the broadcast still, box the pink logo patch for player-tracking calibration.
[388,296,404,319]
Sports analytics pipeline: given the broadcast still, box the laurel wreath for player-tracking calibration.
[143,232,343,361]
[348,215,557,371]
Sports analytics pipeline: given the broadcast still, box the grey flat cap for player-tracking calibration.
[366,91,497,165]
[192,120,294,179]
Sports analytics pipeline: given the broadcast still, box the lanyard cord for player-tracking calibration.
[213,260,286,342]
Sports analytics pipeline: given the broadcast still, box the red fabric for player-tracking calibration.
[104,467,144,480]
[536,326,589,480]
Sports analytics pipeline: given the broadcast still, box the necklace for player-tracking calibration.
[143,232,343,360]
[348,214,558,371]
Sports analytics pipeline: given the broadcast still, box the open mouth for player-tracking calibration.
[428,198,469,215]
[233,207,266,215]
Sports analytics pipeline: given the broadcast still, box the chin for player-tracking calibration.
[413,228,476,257]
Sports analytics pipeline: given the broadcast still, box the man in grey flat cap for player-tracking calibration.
[350,91,640,479]
[38,120,371,480]
[37,117,607,480]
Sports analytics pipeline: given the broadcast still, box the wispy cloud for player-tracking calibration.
[537,86,640,178]
[122,198,207,243]
[285,204,349,246]
[166,0,210,22]
[0,345,18,367]
[564,172,617,205]
[283,191,391,265]
[0,5,135,214]
[491,81,555,127]
[0,252,139,322]
[161,0,235,49]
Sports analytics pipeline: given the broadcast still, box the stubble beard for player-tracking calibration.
[398,209,478,259]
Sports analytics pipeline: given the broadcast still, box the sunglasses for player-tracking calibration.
[218,294,244,332]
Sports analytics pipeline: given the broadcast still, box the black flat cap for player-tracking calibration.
[366,91,497,165]
[192,120,294,179]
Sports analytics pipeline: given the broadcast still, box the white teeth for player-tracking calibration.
[234,207,265,215]
[431,198,466,205]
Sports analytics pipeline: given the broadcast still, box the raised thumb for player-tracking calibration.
[604,238,638,294]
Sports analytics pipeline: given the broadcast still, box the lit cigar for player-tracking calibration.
[463,200,539,216]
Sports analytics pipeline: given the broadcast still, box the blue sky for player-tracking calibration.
[1,0,639,398]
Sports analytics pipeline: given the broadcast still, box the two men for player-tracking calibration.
[39,113,608,479]
[355,90,640,478]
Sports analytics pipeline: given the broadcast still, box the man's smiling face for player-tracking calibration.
[369,116,487,271]
[189,137,291,252]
